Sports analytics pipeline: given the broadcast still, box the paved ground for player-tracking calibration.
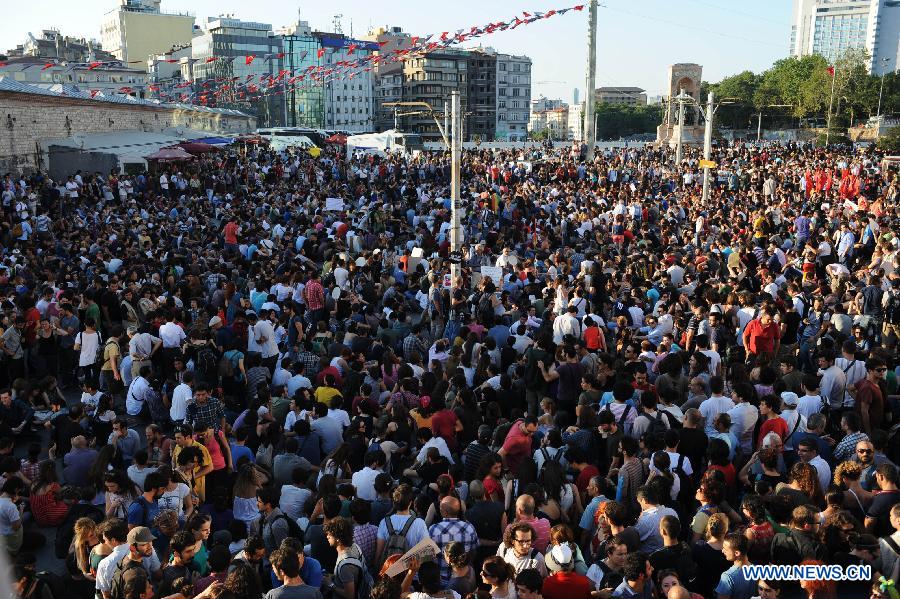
[19,387,99,574]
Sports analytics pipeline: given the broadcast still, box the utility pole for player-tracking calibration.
[675,89,686,164]
[826,65,837,146]
[450,91,462,292]
[282,80,288,127]
[583,0,598,161]
[701,90,714,205]
[877,57,890,119]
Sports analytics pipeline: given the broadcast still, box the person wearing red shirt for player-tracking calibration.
[498,416,537,474]
[583,317,604,352]
[429,396,461,452]
[302,271,326,328]
[742,307,780,361]
[542,544,592,599]
[854,357,887,436]
[223,219,239,255]
[480,454,505,504]
[568,447,600,498]
[756,395,789,449]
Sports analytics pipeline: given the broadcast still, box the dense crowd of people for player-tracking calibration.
[0,137,899,599]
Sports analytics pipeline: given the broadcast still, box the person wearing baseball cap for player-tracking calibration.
[106,526,157,599]
[542,543,592,599]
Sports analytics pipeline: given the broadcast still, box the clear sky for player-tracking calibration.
[0,0,794,102]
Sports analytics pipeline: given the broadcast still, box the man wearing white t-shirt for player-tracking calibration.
[170,372,194,424]
[699,376,734,436]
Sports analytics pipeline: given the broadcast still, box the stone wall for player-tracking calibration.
[0,91,256,173]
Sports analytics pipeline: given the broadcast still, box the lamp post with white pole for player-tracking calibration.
[877,57,891,120]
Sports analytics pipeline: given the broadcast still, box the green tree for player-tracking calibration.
[594,103,663,140]
[878,126,900,153]
[702,48,900,133]
[705,70,759,129]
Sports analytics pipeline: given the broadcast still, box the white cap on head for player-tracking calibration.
[781,391,799,406]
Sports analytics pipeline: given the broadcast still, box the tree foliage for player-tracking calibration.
[704,48,899,130]
[594,102,663,140]
[878,126,900,154]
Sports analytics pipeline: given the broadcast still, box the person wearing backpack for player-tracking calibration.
[126,471,167,529]
[101,525,156,599]
[374,484,429,568]
[496,522,548,576]
[630,392,670,441]
[157,530,199,598]
[255,487,295,552]
[523,337,553,416]
[324,516,374,599]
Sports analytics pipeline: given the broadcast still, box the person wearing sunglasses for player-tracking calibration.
[855,440,880,492]
[854,357,888,437]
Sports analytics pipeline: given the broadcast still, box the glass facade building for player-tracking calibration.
[281,33,325,129]
[191,18,283,124]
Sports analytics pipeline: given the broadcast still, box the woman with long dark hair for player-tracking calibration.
[477,453,504,504]
[103,470,139,519]
[29,460,69,526]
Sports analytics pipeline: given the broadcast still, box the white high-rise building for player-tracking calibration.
[790,0,900,74]
[100,0,194,64]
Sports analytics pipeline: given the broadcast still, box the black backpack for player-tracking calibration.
[524,348,546,388]
[196,347,219,379]
[272,513,304,543]
[478,292,494,323]
[34,571,67,599]
[605,403,633,432]
[109,557,147,599]
[644,411,669,441]
[539,447,563,472]
[492,421,515,450]
[673,454,697,539]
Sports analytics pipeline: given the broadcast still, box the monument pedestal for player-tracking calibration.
[656,124,705,147]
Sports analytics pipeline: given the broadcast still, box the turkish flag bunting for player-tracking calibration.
[88,62,103,70]
[205,57,217,63]
[317,48,325,58]
[41,62,54,70]
[574,4,585,9]
[245,55,255,65]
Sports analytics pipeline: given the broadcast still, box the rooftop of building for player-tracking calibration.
[596,86,646,93]
[0,77,251,117]
[0,57,148,76]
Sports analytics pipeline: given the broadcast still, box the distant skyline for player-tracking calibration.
[0,0,794,102]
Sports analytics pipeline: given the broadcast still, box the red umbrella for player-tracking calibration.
[144,147,195,161]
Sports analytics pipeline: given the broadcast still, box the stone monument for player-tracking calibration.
[657,63,705,147]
